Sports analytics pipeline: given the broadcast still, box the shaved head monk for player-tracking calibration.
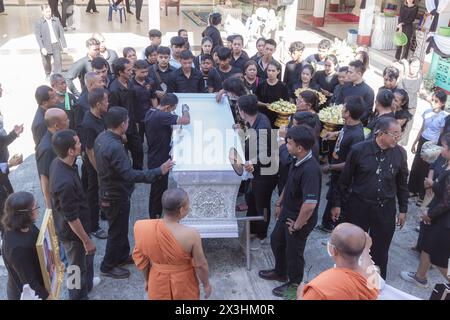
[133,188,212,300]
[298,223,381,300]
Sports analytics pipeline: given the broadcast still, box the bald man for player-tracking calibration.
[36,108,70,208]
[73,72,104,135]
[298,223,380,300]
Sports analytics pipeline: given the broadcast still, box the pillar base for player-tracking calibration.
[357,35,371,46]
[312,16,325,27]
[329,3,339,12]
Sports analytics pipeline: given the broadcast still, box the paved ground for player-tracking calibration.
[0,6,447,300]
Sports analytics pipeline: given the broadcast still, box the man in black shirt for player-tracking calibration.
[72,72,104,136]
[65,38,100,97]
[145,93,190,218]
[91,56,113,88]
[305,39,331,72]
[332,117,409,279]
[208,47,242,93]
[283,41,306,92]
[238,95,278,250]
[149,46,176,100]
[379,66,400,92]
[335,60,374,125]
[109,57,143,170]
[317,96,365,232]
[230,35,249,72]
[255,39,281,81]
[167,50,205,93]
[94,107,174,279]
[50,129,97,300]
[259,125,321,297]
[132,60,157,141]
[32,85,58,147]
[367,89,395,138]
[79,88,108,239]
[36,108,69,209]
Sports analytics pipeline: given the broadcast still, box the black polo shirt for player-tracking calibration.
[35,131,56,178]
[131,78,156,122]
[332,123,365,164]
[49,158,91,242]
[32,106,47,146]
[280,151,322,223]
[207,67,242,92]
[148,64,175,92]
[144,109,178,169]
[109,78,137,128]
[80,111,105,152]
[167,68,205,93]
[230,51,249,72]
[73,91,90,135]
[335,81,375,124]
[94,130,163,200]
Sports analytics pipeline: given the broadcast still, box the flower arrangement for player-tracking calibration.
[328,38,357,66]
[318,104,345,125]
[294,87,327,105]
[267,99,296,114]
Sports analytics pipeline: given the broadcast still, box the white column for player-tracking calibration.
[284,0,299,32]
[312,0,326,27]
[357,0,376,46]
[148,0,161,30]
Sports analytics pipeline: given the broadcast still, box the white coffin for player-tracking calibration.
[171,93,245,238]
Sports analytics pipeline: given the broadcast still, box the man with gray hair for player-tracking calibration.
[133,188,212,299]
[50,73,76,130]
[72,71,103,134]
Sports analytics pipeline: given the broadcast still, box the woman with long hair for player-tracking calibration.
[194,37,214,71]
[290,64,320,102]
[201,12,223,50]
[395,0,418,60]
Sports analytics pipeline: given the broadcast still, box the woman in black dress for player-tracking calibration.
[401,133,450,287]
[395,0,419,60]
[313,54,339,106]
[243,60,260,94]
[255,61,289,128]
[1,192,50,300]
[289,64,320,102]
[201,12,223,51]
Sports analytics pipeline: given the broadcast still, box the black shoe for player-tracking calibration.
[118,255,134,266]
[93,10,100,14]
[127,10,133,15]
[100,267,130,279]
[258,269,287,282]
[86,10,93,14]
[272,282,298,297]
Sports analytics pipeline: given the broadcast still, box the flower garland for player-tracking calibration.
[294,87,328,105]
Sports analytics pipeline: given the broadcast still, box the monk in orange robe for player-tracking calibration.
[133,188,211,300]
[298,223,380,300]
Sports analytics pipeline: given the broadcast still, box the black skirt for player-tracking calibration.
[423,217,450,268]
[408,136,430,197]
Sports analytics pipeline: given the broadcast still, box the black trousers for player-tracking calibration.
[0,0,5,13]
[61,0,74,28]
[408,136,429,198]
[346,193,396,279]
[100,199,130,272]
[86,0,97,12]
[41,43,62,76]
[271,216,316,284]
[135,0,143,20]
[395,24,413,60]
[321,174,340,229]
[148,173,168,219]
[245,177,277,239]
[399,108,416,147]
[114,0,131,12]
[48,0,61,20]
[62,239,94,300]
[126,129,143,170]
[0,175,13,235]
[82,157,100,232]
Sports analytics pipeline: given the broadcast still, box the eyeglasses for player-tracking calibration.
[383,131,403,139]
[17,206,40,212]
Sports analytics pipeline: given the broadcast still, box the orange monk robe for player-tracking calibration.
[132,219,200,300]
[302,268,379,300]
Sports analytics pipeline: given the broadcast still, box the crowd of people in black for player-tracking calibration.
[0,7,449,301]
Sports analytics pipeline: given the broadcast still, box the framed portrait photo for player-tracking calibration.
[36,209,64,299]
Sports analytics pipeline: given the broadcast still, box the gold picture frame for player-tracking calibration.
[36,209,64,299]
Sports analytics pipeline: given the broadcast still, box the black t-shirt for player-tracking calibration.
[80,111,105,152]
[131,78,156,122]
[167,68,205,93]
[283,60,306,89]
[289,81,321,101]
[144,109,178,168]
[207,67,242,92]
[201,26,223,50]
[230,52,249,72]
[313,71,339,97]
[31,106,46,146]
[256,80,289,128]
[49,158,91,241]
[332,123,365,165]
[280,152,322,222]
[1,225,48,300]
[367,112,395,137]
[35,131,56,178]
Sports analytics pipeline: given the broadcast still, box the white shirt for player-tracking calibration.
[45,18,58,44]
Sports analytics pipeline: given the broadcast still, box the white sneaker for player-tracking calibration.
[250,238,261,251]
[92,276,101,288]
[400,271,428,288]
